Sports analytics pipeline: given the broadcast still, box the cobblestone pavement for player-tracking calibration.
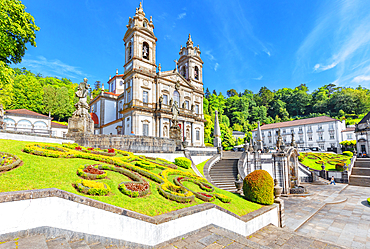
[296,185,370,249]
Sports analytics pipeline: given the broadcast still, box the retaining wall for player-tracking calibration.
[0,130,74,144]
[0,189,278,248]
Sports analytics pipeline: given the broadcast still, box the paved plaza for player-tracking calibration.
[161,183,370,249]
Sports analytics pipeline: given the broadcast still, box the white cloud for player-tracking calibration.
[18,56,87,80]
[313,62,337,71]
[214,63,219,71]
[352,75,370,83]
[204,50,216,61]
[253,75,263,80]
[177,12,186,20]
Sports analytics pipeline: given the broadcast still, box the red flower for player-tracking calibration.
[88,147,94,151]
[75,147,82,151]
[108,148,115,153]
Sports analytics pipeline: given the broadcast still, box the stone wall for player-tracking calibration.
[68,133,176,153]
[0,130,74,144]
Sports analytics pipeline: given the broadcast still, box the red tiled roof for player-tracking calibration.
[90,113,99,124]
[51,121,68,129]
[103,92,120,96]
[5,109,51,119]
[253,116,339,131]
[341,127,355,132]
[108,74,124,83]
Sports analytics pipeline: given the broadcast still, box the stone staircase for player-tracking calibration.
[0,235,107,249]
[349,158,370,187]
[209,152,242,192]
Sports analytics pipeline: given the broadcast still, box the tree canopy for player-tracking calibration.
[0,0,40,64]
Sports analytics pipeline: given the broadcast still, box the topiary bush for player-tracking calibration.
[335,163,345,172]
[368,198,370,205]
[243,170,274,205]
[342,151,353,157]
[174,157,191,169]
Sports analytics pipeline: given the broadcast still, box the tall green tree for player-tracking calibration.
[0,0,40,64]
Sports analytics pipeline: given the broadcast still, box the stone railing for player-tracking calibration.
[203,154,221,186]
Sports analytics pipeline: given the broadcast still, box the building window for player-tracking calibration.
[330,134,335,140]
[173,90,180,106]
[194,66,199,80]
[283,129,286,134]
[185,100,189,109]
[180,66,186,78]
[195,104,199,114]
[127,42,132,60]
[143,91,148,103]
[276,131,278,135]
[347,134,353,140]
[330,143,335,147]
[163,94,168,105]
[318,125,322,130]
[143,124,149,136]
[319,144,325,150]
[299,135,303,141]
[142,42,149,60]
[291,129,294,134]
[308,135,312,141]
[329,123,334,130]
[196,130,200,140]
[269,139,272,143]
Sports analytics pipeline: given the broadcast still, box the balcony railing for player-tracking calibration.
[317,138,325,142]
[317,128,324,133]
[307,129,313,133]
[298,130,303,134]
[297,139,304,144]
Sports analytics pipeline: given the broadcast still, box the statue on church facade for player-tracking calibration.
[171,101,179,124]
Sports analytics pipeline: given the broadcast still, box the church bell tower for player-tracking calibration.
[123,2,157,74]
[177,34,203,87]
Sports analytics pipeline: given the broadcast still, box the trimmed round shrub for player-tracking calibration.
[174,157,191,169]
[367,198,370,205]
[335,163,345,171]
[342,151,353,157]
[243,170,274,205]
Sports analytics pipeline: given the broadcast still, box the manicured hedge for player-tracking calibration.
[243,170,274,205]
[368,198,370,205]
[77,180,111,196]
[342,151,353,157]
[174,157,191,169]
[215,193,232,203]
[77,164,107,179]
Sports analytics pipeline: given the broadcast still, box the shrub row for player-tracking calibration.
[174,157,191,169]
[76,180,111,196]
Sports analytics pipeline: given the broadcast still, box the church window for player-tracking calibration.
[173,90,180,106]
[180,66,186,78]
[143,91,148,103]
[196,130,200,140]
[163,94,168,105]
[195,104,199,114]
[127,42,132,60]
[143,21,148,28]
[142,42,149,60]
[194,66,199,80]
[143,124,149,136]
[185,100,189,109]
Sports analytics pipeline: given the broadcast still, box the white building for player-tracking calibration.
[341,126,355,141]
[3,109,67,138]
[89,3,205,146]
[252,116,346,151]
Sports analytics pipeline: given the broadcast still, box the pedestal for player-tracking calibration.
[68,116,94,135]
[170,125,182,151]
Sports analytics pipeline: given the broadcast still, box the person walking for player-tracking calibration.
[330,176,336,185]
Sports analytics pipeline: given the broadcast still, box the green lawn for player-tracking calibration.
[196,159,209,177]
[0,139,261,216]
[299,152,351,171]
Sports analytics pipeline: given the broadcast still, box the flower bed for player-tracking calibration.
[76,179,111,196]
[0,152,23,172]
[24,142,232,204]
[77,164,107,180]
[298,152,351,171]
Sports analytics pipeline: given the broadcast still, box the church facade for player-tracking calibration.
[89,3,205,146]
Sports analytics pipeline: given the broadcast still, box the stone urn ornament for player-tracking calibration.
[234,174,243,194]
[321,162,326,170]
[274,179,283,198]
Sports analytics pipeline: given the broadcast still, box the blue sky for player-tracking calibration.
[16,0,370,94]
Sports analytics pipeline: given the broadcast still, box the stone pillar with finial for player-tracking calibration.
[213,110,222,154]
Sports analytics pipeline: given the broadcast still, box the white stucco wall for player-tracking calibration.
[104,99,116,124]
[0,197,278,247]
[0,132,74,144]
[191,156,213,165]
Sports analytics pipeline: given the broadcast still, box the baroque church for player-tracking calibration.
[89,3,205,146]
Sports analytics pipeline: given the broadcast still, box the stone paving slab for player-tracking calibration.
[296,185,370,249]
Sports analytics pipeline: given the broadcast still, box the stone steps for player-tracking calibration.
[248,224,346,249]
[0,235,106,249]
[209,158,239,192]
[351,167,370,176]
[349,175,370,187]
[349,158,370,187]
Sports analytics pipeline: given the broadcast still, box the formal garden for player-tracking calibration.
[0,139,262,216]
[298,151,353,171]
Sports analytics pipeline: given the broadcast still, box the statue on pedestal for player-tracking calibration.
[68,78,94,135]
[169,100,182,149]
